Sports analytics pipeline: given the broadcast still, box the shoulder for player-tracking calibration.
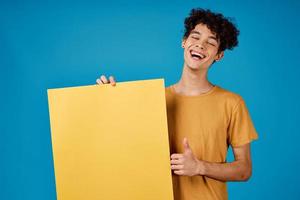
[213,86,245,110]
[215,86,243,101]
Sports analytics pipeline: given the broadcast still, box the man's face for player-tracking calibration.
[182,23,224,71]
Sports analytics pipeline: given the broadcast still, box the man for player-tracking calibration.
[96,8,258,200]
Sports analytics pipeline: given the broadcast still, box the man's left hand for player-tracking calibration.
[170,137,204,176]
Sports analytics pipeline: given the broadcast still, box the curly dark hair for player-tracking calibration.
[183,8,239,53]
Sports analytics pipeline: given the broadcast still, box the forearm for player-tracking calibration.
[197,159,252,182]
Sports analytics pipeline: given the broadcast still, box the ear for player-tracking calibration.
[181,38,186,48]
[214,51,224,62]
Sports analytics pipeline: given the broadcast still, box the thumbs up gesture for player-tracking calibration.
[170,138,203,176]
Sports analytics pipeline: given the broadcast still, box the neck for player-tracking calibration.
[174,64,214,95]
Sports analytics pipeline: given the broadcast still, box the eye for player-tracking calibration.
[191,35,199,40]
[207,41,217,47]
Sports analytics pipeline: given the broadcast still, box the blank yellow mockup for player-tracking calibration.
[47,79,173,200]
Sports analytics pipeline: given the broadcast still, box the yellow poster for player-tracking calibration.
[47,79,173,200]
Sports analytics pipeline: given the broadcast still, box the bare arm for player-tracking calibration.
[199,143,252,181]
[171,138,253,182]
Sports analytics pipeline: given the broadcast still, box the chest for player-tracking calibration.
[167,99,230,132]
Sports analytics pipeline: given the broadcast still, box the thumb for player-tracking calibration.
[183,137,191,152]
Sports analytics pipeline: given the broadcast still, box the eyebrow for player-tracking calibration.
[190,30,218,41]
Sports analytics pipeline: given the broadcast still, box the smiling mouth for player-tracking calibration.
[190,50,206,60]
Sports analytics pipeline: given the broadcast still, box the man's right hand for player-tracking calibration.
[96,75,116,86]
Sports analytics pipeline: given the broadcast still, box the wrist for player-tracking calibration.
[196,159,206,176]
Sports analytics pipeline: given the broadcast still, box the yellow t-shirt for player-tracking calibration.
[165,85,258,200]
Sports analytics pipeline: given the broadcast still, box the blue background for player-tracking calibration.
[1,0,299,199]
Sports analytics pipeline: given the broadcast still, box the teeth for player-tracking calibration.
[191,50,205,59]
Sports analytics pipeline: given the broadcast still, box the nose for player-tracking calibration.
[195,40,206,50]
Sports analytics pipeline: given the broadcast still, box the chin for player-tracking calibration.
[186,63,209,71]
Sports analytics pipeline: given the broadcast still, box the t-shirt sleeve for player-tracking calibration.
[228,98,258,147]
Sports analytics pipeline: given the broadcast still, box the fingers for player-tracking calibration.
[95,75,108,84]
[171,164,183,170]
[96,78,102,85]
[183,138,194,156]
[109,76,116,86]
[183,137,190,150]
[173,170,184,175]
[100,75,109,84]
[170,154,185,176]
[170,159,182,164]
[96,75,116,86]
[171,153,183,159]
